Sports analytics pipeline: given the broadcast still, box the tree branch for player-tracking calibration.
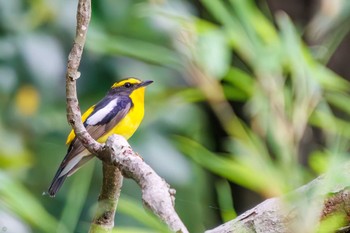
[96,135,189,233]
[65,1,188,232]
[205,167,350,233]
[89,164,123,233]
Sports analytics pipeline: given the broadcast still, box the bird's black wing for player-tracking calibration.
[68,95,132,157]
[47,96,132,196]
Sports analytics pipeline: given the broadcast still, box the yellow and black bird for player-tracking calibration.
[47,78,153,197]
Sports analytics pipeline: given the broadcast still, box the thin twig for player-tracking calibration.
[65,0,102,155]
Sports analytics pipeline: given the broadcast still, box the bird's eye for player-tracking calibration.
[124,82,132,88]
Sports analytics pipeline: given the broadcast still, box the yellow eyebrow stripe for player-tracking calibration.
[111,78,141,88]
[65,105,95,145]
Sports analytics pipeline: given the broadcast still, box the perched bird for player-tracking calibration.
[47,78,153,197]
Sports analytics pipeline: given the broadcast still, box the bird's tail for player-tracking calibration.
[46,151,94,197]
[47,171,68,197]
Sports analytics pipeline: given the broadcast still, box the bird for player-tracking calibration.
[47,77,153,197]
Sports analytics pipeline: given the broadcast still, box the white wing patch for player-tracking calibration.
[86,98,118,125]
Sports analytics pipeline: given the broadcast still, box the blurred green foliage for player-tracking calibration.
[1,0,350,232]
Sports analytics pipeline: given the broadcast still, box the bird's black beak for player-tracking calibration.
[138,80,153,88]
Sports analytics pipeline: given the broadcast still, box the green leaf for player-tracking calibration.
[326,92,350,116]
[229,0,279,46]
[224,67,254,98]
[173,136,284,196]
[0,173,60,233]
[195,27,231,78]
[308,151,330,174]
[201,0,254,60]
[117,196,171,233]
[310,110,350,139]
[87,26,181,69]
[277,13,350,92]
[215,180,237,222]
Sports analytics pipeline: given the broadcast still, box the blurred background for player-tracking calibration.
[2,0,350,232]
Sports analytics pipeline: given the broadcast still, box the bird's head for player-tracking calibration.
[109,78,153,96]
